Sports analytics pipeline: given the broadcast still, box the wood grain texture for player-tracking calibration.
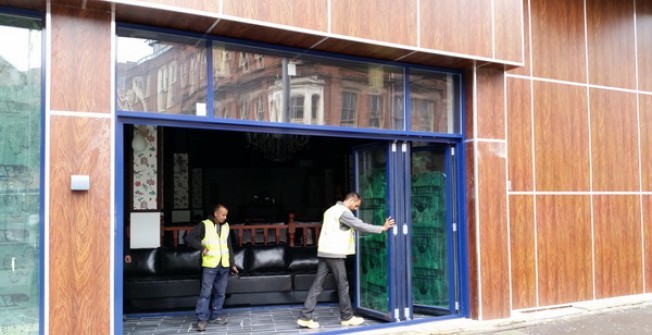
[211,20,327,50]
[0,0,45,10]
[644,196,652,293]
[115,3,219,35]
[533,81,589,191]
[50,4,111,113]
[420,0,492,58]
[536,195,592,306]
[223,0,327,32]
[637,1,652,92]
[49,116,112,335]
[309,38,414,62]
[331,0,416,46]
[507,0,530,75]
[589,88,639,191]
[494,0,524,63]
[593,195,642,298]
[509,195,536,309]
[586,0,636,89]
[131,0,219,13]
[477,141,510,319]
[641,95,652,192]
[465,142,479,319]
[476,67,505,139]
[507,77,533,191]
[465,68,476,140]
[530,0,586,83]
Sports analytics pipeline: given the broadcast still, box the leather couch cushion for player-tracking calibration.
[246,245,287,274]
[125,248,158,277]
[232,246,246,272]
[288,247,319,273]
[158,247,201,275]
[227,274,292,293]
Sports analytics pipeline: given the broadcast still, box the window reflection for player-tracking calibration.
[409,71,458,133]
[117,30,207,115]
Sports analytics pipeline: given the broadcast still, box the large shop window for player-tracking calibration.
[0,13,42,334]
[116,27,462,135]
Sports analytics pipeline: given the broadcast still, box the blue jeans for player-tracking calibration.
[195,266,230,321]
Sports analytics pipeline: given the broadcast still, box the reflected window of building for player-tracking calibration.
[116,28,207,115]
[409,70,460,134]
[0,12,42,333]
[369,95,383,128]
[290,95,304,122]
[341,92,357,126]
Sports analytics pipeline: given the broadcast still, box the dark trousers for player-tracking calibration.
[300,257,353,321]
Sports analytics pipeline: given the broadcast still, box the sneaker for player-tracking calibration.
[209,316,227,325]
[197,320,207,331]
[341,316,364,326]
[297,318,320,329]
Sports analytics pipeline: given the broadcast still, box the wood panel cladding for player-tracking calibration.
[593,195,642,298]
[507,0,531,75]
[533,82,589,191]
[465,142,479,319]
[223,0,328,32]
[509,195,536,309]
[494,0,524,62]
[644,196,652,292]
[536,195,592,306]
[115,4,219,34]
[530,0,586,83]
[49,116,112,335]
[420,0,492,58]
[476,67,505,139]
[330,0,416,46]
[586,0,636,90]
[50,4,111,113]
[637,1,652,92]
[586,0,636,88]
[133,0,219,13]
[641,95,652,192]
[476,141,510,319]
[589,88,639,191]
[507,77,533,191]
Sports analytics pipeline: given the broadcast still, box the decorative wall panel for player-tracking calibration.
[476,67,505,139]
[509,195,536,309]
[644,196,652,292]
[589,88,639,191]
[50,4,111,113]
[223,0,327,32]
[132,125,158,210]
[494,0,524,63]
[530,0,586,83]
[593,195,642,298]
[641,95,652,192]
[465,142,479,319]
[506,77,533,191]
[136,0,219,13]
[507,0,531,75]
[586,0,636,89]
[536,195,592,306]
[637,1,652,92]
[476,141,510,319]
[49,116,111,334]
[533,82,589,191]
[331,0,416,46]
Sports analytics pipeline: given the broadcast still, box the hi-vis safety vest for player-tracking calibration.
[201,219,230,268]
[317,204,356,256]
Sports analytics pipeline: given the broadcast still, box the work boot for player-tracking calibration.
[197,320,207,331]
[297,318,320,329]
[209,316,227,325]
[340,316,364,326]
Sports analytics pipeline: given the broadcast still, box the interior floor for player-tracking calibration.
[123,304,386,335]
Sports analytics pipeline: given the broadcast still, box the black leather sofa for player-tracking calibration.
[124,244,352,312]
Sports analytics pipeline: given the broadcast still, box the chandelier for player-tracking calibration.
[245,133,309,162]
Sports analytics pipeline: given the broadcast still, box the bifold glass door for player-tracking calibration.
[353,141,459,321]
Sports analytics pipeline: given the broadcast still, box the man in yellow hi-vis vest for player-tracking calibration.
[297,192,394,329]
[185,204,238,332]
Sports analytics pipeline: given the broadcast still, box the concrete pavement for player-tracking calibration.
[356,294,652,335]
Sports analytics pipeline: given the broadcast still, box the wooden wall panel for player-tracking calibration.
[477,142,510,319]
[507,77,533,191]
[509,195,536,309]
[494,0,524,63]
[465,68,476,140]
[507,0,530,76]
[590,89,639,191]
[644,196,652,292]
[586,0,636,89]
[593,195,642,298]
[331,0,416,46]
[476,67,505,139]
[637,1,652,92]
[530,0,586,83]
[223,0,327,32]
[465,142,479,319]
[533,82,589,191]
[133,0,219,13]
[50,4,111,113]
[420,0,492,57]
[537,195,592,306]
[641,95,652,192]
[49,116,111,335]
